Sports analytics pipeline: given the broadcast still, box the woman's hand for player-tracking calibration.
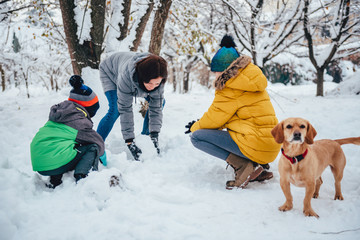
[185,120,196,134]
[127,142,142,161]
[150,132,160,154]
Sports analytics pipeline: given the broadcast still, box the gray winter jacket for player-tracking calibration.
[99,52,164,141]
[49,100,105,156]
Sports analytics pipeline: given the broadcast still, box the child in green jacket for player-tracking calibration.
[30,75,105,188]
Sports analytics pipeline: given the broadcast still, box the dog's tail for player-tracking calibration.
[335,137,360,145]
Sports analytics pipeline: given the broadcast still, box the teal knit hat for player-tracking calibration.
[211,35,240,72]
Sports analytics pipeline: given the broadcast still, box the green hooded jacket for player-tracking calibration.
[30,100,105,171]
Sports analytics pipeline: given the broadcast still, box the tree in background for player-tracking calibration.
[59,0,106,75]
[303,0,360,96]
[100,0,172,56]
[164,0,305,91]
[0,0,25,91]
[104,0,154,53]
[1,0,71,95]
[164,0,215,92]
[148,0,172,55]
[1,0,359,95]
[219,0,304,68]
[1,0,173,92]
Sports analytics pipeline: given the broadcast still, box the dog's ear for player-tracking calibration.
[271,122,284,144]
[305,122,317,144]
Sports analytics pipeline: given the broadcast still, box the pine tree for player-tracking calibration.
[12,33,21,53]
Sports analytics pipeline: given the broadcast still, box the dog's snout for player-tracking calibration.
[293,132,301,140]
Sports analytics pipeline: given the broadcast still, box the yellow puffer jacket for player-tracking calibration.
[190,55,281,164]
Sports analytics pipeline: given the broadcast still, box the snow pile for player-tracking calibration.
[0,69,360,240]
[327,73,360,96]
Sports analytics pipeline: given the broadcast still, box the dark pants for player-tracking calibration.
[38,144,99,186]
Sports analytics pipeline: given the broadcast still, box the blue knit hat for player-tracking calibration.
[211,35,240,72]
[68,75,99,118]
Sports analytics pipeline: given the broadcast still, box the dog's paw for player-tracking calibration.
[334,194,344,200]
[279,202,293,212]
[313,192,319,198]
[303,208,319,218]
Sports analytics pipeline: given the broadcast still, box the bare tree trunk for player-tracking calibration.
[316,68,325,97]
[183,57,199,93]
[50,72,54,90]
[130,1,154,51]
[0,65,5,91]
[172,63,177,92]
[59,0,79,74]
[55,75,59,91]
[183,69,190,93]
[22,70,30,98]
[148,0,172,55]
[165,55,177,92]
[198,42,210,88]
[304,0,351,96]
[304,0,323,96]
[200,66,210,88]
[249,0,264,66]
[14,71,19,87]
[59,0,105,75]
[118,0,132,41]
[90,0,106,64]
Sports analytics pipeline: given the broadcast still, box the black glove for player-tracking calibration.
[150,132,160,154]
[127,142,142,161]
[185,120,196,134]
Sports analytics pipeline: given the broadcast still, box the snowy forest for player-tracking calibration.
[1,1,360,240]
[1,0,359,96]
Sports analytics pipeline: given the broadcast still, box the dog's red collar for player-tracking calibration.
[281,148,308,164]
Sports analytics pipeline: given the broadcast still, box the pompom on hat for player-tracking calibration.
[68,75,99,118]
[210,35,240,72]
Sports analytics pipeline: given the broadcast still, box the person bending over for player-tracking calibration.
[97,52,167,161]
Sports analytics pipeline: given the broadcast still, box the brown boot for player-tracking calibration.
[225,153,263,190]
[250,170,273,182]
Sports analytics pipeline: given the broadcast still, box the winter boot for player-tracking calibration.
[250,163,273,182]
[225,153,263,189]
[46,174,63,189]
[250,170,273,182]
[74,173,87,182]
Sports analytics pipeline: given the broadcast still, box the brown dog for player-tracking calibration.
[271,117,360,218]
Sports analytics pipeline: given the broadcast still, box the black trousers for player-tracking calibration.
[38,144,99,183]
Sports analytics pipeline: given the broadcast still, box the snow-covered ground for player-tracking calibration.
[0,69,360,240]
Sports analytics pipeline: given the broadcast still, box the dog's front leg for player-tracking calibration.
[279,177,293,211]
[303,181,319,218]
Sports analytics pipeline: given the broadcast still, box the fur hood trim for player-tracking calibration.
[214,55,252,90]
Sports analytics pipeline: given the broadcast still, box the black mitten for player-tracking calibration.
[127,142,142,161]
[150,132,160,154]
[185,120,196,134]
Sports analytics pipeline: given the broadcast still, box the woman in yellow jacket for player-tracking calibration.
[185,35,280,189]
